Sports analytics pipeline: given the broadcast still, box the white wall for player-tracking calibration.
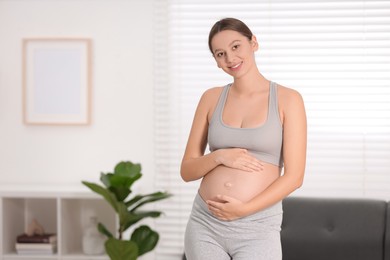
[0,0,155,192]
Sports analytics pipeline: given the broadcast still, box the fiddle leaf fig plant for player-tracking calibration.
[82,161,172,260]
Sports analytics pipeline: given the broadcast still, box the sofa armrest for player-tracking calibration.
[385,201,390,260]
[281,197,387,260]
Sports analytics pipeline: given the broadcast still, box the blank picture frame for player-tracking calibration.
[23,38,92,125]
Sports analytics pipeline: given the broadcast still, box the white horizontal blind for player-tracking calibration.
[153,1,390,259]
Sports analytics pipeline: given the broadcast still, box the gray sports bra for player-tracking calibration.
[208,81,283,167]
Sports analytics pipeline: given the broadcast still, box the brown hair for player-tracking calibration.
[208,17,253,54]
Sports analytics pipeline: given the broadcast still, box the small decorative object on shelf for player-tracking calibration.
[15,219,57,255]
[26,219,45,236]
[82,216,105,255]
[82,160,172,260]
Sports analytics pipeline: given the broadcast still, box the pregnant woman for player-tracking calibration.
[181,18,307,260]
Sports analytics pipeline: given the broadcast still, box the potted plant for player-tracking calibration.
[82,161,172,260]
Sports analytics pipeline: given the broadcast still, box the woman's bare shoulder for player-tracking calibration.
[275,83,305,124]
[196,86,225,122]
[202,86,224,98]
[276,83,304,106]
[199,86,224,105]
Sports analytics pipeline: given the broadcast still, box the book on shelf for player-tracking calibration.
[15,233,57,255]
[16,233,57,244]
[15,242,57,255]
[16,243,57,250]
[16,249,56,255]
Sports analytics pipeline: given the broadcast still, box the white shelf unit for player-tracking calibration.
[0,190,116,260]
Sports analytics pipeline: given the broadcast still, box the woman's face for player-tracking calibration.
[210,30,258,78]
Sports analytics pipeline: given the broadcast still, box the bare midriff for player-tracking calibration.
[199,161,281,203]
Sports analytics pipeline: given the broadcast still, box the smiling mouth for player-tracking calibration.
[229,62,242,70]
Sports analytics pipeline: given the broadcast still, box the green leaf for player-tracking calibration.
[100,162,142,195]
[105,238,138,260]
[131,225,159,256]
[101,172,138,190]
[99,161,144,201]
[81,181,119,212]
[117,202,134,233]
[117,203,163,238]
[117,203,160,234]
[109,174,138,188]
[109,186,131,202]
[122,211,162,231]
[98,222,113,238]
[114,161,142,186]
[127,191,172,212]
[114,161,141,176]
[100,172,112,188]
[125,194,144,208]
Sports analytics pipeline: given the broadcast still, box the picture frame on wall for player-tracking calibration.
[22,38,92,125]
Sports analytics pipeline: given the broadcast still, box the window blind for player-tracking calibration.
[153,1,390,259]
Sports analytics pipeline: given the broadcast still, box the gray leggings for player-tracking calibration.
[184,193,283,260]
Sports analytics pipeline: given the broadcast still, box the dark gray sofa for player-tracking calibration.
[282,197,389,260]
[183,196,390,260]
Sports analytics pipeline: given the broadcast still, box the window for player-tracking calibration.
[153,1,390,259]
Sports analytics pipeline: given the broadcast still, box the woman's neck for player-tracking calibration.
[232,71,268,94]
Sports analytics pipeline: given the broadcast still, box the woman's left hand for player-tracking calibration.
[206,195,246,221]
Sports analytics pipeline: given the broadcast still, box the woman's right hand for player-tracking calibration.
[215,148,264,172]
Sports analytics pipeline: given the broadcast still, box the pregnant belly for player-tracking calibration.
[199,163,280,203]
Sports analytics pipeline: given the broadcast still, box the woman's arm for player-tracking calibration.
[180,89,221,182]
[181,88,263,182]
[206,87,307,219]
